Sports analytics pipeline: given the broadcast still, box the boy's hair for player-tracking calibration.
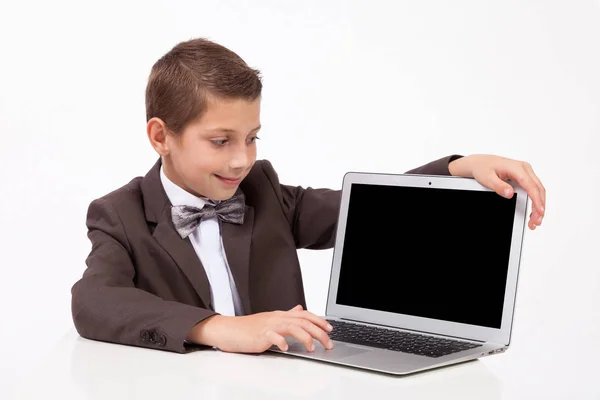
[145,38,263,134]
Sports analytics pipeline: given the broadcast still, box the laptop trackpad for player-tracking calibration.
[287,341,372,360]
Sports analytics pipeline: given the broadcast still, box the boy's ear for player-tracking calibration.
[147,117,170,156]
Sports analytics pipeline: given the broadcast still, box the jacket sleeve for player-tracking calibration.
[405,154,463,175]
[71,198,216,353]
[260,160,341,250]
[259,155,462,251]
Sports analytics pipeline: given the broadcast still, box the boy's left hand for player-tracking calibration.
[448,154,545,231]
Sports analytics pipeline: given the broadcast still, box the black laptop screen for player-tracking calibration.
[335,182,518,329]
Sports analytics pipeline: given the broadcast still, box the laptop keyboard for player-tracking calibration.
[326,319,482,358]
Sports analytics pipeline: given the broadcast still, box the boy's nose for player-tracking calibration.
[229,148,251,170]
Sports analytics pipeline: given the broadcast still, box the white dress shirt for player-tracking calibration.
[160,167,244,316]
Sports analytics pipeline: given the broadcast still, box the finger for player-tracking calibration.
[479,171,514,199]
[288,310,333,332]
[529,219,537,230]
[528,212,537,230]
[531,209,543,227]
[484,169,541,229]
[283,323,315,352]
[509,165,544,215]
[529,209,540,227]
[296,319,334,350]
[289,304,303,312]
[523,163,546,214]
[265,330,288,352]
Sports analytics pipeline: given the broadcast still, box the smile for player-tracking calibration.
[215,174,242,186]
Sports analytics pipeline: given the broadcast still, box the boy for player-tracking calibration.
[71,38,546,355]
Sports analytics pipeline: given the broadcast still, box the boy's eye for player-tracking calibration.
[211,137,259,147]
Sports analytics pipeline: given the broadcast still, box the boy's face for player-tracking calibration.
[156,96,261,201]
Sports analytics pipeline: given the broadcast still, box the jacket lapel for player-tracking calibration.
[221,205,254,315]
[141,159,212,309]
[153,208,213,308]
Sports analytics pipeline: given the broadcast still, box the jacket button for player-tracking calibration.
[150,330,165,345]
[140,330,150,342]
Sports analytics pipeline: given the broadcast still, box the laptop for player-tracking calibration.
[268,171,528,375]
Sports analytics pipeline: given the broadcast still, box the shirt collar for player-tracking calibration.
[160,166,209,209]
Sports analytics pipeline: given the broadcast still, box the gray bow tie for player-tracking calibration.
[171,190,246,239]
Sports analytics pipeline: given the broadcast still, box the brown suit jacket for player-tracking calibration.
[71,155,460,353]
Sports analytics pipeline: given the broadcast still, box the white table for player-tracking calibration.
[12,326,600,399]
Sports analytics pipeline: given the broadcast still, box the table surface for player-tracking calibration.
[11,326,600,400]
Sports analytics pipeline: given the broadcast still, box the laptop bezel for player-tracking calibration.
[325,172,528,345]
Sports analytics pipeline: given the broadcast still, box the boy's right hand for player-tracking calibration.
[186,304,335,353]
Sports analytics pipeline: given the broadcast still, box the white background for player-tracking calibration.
[1,0,599,398]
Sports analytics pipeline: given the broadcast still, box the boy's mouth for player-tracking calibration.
[215,174,242,186]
